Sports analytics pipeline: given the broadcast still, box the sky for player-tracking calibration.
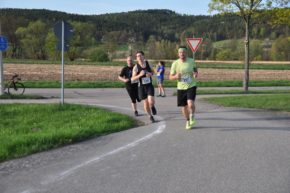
[0,0,214,16]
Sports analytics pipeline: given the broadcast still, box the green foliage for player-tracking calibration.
[0,8,289,60]
[146,36,178,59]
[15,20,49,59]
[86,47,110,62]
[19,79,290,89]
[216,49,232,60]
[271,36,290,61]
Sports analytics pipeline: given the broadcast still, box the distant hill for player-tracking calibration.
[0,8,276,42]
[0,8,289,61]
[1,8,288,42]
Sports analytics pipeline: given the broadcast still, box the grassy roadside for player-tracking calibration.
[20,79,290,88]
[1,88,290,100]
[204,94,290,112]
[0,103,138,162]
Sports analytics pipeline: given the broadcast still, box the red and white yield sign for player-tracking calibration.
[186,38,203,53]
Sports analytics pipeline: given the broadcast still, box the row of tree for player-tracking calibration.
[0,8,289,61]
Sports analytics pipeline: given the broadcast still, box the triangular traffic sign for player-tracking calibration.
[186,38,203,53]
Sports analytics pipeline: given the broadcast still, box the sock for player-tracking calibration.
[190,113,194,120]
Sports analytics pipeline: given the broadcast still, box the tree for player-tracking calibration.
[15,20,48,59]
[209,0,289,92]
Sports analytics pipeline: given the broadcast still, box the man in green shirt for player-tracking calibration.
[169,46,198,129]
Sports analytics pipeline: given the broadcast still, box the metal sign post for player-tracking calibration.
[0,34,9,95]
[61,21,65,105]
[0,50,3,95]
[0,22,2,95]
[54,20,73,105]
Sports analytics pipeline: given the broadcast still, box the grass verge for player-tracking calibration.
[21,80,290,88]
[0,103,138,162]
[204,94,290,112]
[197,89,290,95]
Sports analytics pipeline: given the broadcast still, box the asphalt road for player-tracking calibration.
[1,88,290,193]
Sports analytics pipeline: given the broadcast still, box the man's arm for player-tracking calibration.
[118,68,129,83]
[169,63,180,80]
[131,65,145,81]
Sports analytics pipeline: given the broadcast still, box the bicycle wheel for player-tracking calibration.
[8,82,25,95]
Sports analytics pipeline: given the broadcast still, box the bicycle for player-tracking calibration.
[6,74,25,95]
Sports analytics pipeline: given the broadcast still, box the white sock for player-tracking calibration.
[190,113,194,120]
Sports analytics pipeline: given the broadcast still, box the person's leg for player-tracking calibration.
[143,99,151,115]
[160,83,165,97]
[178,89,191,129]
[157,79,161,96]
[187,86,197,125]
[143,98,155,122]
[127,87,138,116]
[181,105,190,120]
[148,95,155,108]
[158,85,162,96]
[131,102,138,116]
[147,85,157,115]
[182,105,191,129]
[187,100,195,115]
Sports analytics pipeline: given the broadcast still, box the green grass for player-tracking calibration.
[196,63,290,70]
[204,94,290,112]
[0,103,137,162]
[197,89,290,95]
[19,80,290,89]
[0,93,46,99]
[23,80,125,88]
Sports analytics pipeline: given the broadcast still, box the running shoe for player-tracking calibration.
[151,106,157,115]
[190,118,196,126]
[134,111,138,116]
[185,121,192,130]
[150,116,155,123]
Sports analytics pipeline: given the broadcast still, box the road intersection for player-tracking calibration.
[1,88,290,193]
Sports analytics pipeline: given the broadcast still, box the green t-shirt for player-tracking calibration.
[170,58,197,90]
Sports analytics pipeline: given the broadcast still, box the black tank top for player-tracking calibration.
[136,61,153,86]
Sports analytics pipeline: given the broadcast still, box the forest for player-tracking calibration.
[0,8,289,61]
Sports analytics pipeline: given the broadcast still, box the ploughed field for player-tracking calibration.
[4,64,290,82]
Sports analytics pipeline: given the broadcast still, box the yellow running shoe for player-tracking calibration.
[190,118,196,126]
[185,121,192,130]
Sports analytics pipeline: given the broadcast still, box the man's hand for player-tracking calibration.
[140,70,146,76]
[193,71,198,79]
[175,72,181,80]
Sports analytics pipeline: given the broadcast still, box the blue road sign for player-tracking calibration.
[0,35,8,51]
[54,21,74,51]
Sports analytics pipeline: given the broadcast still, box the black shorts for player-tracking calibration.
[138,84,155,100]
[126,83,140,103]
[177,86,197,106]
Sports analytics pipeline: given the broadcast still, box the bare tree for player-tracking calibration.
[209,0,289,92]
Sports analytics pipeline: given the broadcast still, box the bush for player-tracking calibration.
[85,47,109,62]
[215,49,232,60]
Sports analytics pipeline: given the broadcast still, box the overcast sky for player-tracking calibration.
[0,0,214,15]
